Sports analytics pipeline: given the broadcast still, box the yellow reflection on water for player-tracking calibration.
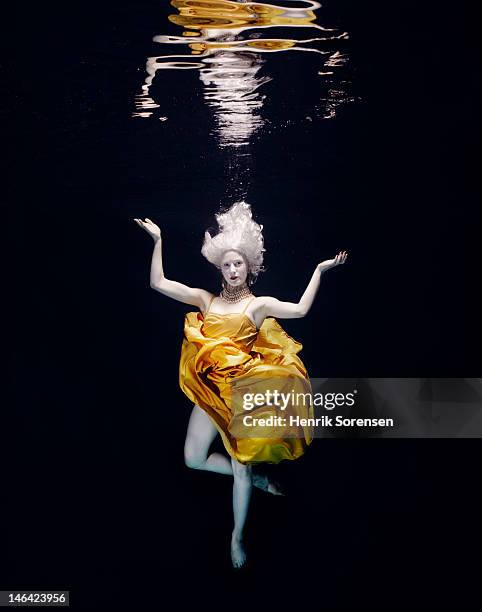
[188,38,296,53]
[169,0,320,30]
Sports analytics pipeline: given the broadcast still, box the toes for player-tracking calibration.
[232,555,247,569]
[268,480,285,496]
[231,541,247,569]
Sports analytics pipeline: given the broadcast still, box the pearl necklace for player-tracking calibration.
[219,282,253,304]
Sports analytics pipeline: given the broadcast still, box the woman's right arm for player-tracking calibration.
[134,218,213,309]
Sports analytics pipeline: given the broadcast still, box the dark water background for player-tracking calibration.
[5,0,481,607]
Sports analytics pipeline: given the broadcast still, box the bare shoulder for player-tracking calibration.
[197,289,216,312]
[253,295,276,306]
[252,295,303,319]
[249,296,296,327]
[251,295,276,312]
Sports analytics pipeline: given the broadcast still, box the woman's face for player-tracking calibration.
[221,250,248,287]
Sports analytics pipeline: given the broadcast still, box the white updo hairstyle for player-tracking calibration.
[201,201,266,284]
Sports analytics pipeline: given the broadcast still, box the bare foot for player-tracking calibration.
[231,534,247,569]
[252,473,285,496]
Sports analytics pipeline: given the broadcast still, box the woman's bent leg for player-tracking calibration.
[184,404,233,476]
[184,404,282,494]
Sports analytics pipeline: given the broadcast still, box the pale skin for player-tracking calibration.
[134,217,348,568]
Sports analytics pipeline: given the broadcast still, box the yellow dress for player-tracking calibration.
[179,296,314,465]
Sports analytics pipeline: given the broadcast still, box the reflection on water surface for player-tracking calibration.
[134,1,354,148]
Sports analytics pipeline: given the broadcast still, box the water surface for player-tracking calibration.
[133,0,354,150]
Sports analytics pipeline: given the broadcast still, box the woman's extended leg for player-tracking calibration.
[184,404,233,475]
[231,458,252,568]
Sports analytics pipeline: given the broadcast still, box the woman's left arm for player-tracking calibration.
[260,251,348,319]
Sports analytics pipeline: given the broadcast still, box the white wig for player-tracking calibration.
[201,201,265,279]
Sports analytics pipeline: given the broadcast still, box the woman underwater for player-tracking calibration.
[134,201,347,568]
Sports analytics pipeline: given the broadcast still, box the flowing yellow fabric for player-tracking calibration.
[179,308,314,464]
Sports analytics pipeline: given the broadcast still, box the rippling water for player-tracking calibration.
[133,0,354,148]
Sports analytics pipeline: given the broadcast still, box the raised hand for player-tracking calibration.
[317,250,348,273]
[134,218,161,242]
